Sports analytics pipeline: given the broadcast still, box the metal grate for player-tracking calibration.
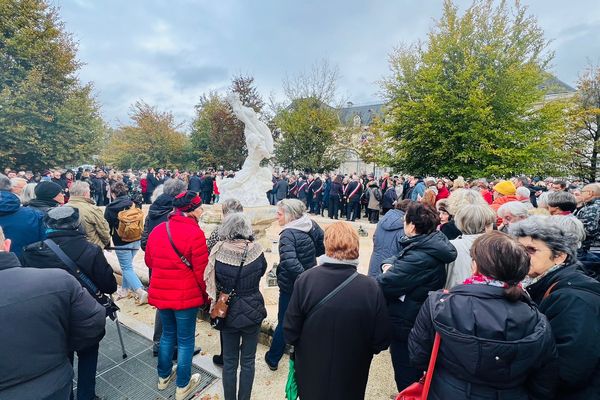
[73,320,217,399]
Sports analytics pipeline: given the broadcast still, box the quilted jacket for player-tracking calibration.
[575,198,600,251]
[214,241,267,330]
[145,214,209,310]
[276,219,325,294]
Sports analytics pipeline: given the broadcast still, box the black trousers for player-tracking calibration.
[328,197,340,219]
[69,342,100,400]
[346,201,361,221]
[390,339,422,392]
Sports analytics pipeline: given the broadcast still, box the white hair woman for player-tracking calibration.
[497,201,529,232]
[510,216,600,399]
[205,213,267,400]
[445,203,496,288]
[265,199,325,370]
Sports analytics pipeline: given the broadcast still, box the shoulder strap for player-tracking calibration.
[307,272,359,320]
[422,288,447,398]
[231,242,250,295]
[166,221,192,269]
[44,239,100,295]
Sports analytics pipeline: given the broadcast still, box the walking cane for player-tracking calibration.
[110,294,128,359]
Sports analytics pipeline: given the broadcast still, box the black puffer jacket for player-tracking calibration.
[526,262,600,400]
[409,285,558,400]
[141,193,174,251]
[277,220,325,294]
[377,231,457,340]
[20,229,117,295]
[214,242,267,330]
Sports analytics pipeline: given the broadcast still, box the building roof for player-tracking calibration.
[338,102,385,126]
[539,75,576,95]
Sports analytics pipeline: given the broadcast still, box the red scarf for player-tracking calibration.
[463,273,522,289]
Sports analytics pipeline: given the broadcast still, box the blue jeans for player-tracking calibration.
[115,241,142,291]
[158,308,199,388]
[265,291,291,366]
[222,325,260,400]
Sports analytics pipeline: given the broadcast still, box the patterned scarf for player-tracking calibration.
[463,273,522,289]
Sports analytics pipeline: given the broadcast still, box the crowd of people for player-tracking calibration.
[0,164,599,400]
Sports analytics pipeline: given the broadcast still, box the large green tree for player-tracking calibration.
[273,97,340,172]
[190,75,265,170]
[0,0,105,170]
[102,101,189,170]
[381,0,569,177]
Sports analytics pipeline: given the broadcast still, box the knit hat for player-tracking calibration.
[173,191,202,212]
[35,181,63,201]
[493,180,516,196]
[44,206,80,230]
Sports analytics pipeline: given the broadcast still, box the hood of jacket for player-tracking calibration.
[148,193,174,221]
[28,198,60,211]
[380,209,404,232]
[0,191,21,216]
[106,195,132,211]
[401,231,457,264]
[430,285,553,383]
[283,214,313,233]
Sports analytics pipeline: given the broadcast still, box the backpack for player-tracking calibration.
[373,188,382,202]
[117,205,144,242]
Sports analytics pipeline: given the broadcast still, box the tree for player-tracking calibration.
[565,64,600,181]
[381,0,569,177]
[283,59,341,105]
[102,101,189,170]
[0,0,106,170]
[273,98,341,172]
[190,75,266,170]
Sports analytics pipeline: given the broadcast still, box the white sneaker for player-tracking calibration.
[114,287,131,300]
[134,288,148,305]
[175,373,201,400]
[157,365,177,390]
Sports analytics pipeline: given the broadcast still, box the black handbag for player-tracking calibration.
[210,242,249,330]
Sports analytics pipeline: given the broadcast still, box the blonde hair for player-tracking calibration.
[324,222,359,260]
[528,208,550,216]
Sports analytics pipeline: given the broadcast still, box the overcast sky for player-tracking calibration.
[56,0,600,128]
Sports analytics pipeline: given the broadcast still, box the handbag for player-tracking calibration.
[210,242,249,330]
[285,271,359,400]
[44,239,120,320]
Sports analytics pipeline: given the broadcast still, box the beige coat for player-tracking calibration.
[68,196,111,248]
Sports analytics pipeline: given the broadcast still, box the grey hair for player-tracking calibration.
[454,203,496,235]
[163,178,187,197]
[222,198,244,216]
[547,191,577,212]
[150,184,164,203]
[69,181,90,197]
[10,177,27,188]
[551,216,586,249]
[509,215,579,261]
[22,183,37,204]
[447,188,488,216]
[218,213,254,241]
[536,192,551,209]
[515,186,531,199]
[277,199,306,224]
[497,201,530,219]
[0,174,10,191]
[0,226,4,242]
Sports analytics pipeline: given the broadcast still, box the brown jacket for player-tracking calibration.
[68,196,111,248]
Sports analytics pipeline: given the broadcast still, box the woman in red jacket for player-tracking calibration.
[145,191,209,400]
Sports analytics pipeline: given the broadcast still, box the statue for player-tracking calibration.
[218,93,274,207]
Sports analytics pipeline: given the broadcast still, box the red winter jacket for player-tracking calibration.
[145,214,209,310]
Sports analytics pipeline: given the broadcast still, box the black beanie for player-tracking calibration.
[35,181,62,201]
[44,206,80,230]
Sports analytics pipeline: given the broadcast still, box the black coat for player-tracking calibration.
[274,179,289,201]
[440,220,462,240]
[200,175,214,194]
[188,175,202,193]
[146,173,161,193]
[21,229,117,295]
[381,186,397,209]
[329,181,343,199]
[346,180,362,202]
[104,195,138,246]
[26,198,60,216]
[141,193,173,251]
[526,263,600,400]
[409,285,558,400]
[215,243,267,330]
[377,231,457,340]
[276,221,325,294]
[284,262,391,400]
[0,252,106,399]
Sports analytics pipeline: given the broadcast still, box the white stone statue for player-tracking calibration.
[218,93,274,207]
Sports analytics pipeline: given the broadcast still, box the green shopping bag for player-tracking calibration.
[285,350,299,400]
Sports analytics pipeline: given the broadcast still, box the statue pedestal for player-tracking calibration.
[201,204,277,249]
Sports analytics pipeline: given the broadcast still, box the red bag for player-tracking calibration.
[396,331,441,400]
